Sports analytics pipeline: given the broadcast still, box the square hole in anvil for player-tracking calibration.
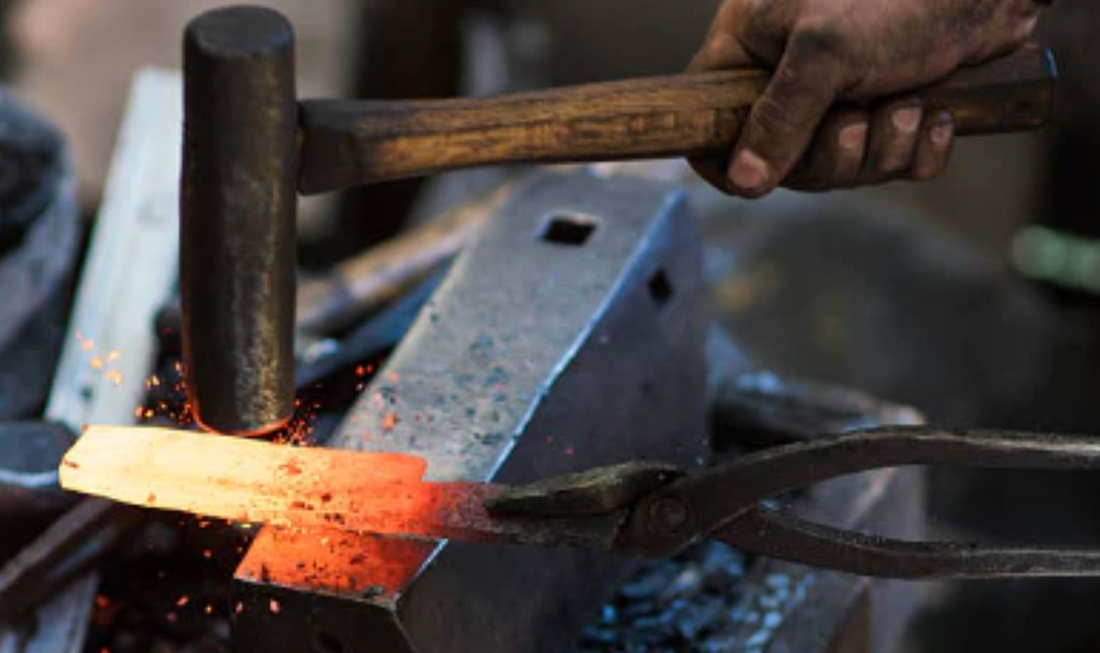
[540,213,599,246]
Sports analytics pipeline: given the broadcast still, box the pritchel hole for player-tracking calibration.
[540,213,598,246]
[648,269,673,306]
[313,630,347,653]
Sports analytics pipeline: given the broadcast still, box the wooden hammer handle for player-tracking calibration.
[298,43,1055,195]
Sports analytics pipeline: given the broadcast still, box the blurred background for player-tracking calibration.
[2,1,1100,651]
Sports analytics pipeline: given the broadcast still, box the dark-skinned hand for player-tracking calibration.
[689,0,1045,196]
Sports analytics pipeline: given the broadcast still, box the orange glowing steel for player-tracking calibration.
[60,426,508,542]
[237,526,437,597]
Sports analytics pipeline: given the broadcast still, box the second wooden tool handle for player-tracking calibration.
[298,43,1055,195]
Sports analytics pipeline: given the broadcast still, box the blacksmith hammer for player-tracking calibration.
[180,5,1056,435]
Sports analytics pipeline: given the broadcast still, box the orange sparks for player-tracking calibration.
[269,599,281,614]
[176,595,190,607]
[382,412,398,431]
[73,337,129,389]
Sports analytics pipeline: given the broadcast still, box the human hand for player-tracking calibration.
[690,0,1044,196]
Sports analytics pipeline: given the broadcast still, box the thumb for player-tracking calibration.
[728,34,846,197]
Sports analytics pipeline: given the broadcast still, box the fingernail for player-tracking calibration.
[931,116,954,146]
[892,106,922,134]
[838,122,868,151]
[730,150,770,191]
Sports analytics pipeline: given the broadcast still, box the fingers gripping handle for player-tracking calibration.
[298,43,1055,194]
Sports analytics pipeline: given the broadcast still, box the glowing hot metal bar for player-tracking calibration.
[60,426,625,551]
[61,426,494,537]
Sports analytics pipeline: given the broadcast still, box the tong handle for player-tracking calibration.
[615,427,1100,559]
[298,43,1055,194]
[718,505,1100,580]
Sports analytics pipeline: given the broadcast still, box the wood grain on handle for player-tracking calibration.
[298,43,1055,195]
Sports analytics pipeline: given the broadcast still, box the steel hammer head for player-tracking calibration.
[181,6,297,436]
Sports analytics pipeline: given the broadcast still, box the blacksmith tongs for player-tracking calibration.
[63,425,1100,581]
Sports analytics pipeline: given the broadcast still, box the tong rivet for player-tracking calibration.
[648,497,691,534]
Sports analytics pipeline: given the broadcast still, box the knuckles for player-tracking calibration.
[787,22,846,60]
[909,165,943,182]
[751,93,802,140]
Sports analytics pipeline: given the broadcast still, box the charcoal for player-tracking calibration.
[619,564,677,602]
[574,543,748,653]
[675,596,726,641]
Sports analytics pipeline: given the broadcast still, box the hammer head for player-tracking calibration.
[180,6,298,436]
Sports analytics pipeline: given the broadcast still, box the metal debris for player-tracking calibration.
[574,543,747,653]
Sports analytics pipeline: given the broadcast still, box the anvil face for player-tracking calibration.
[232,171,709,653]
